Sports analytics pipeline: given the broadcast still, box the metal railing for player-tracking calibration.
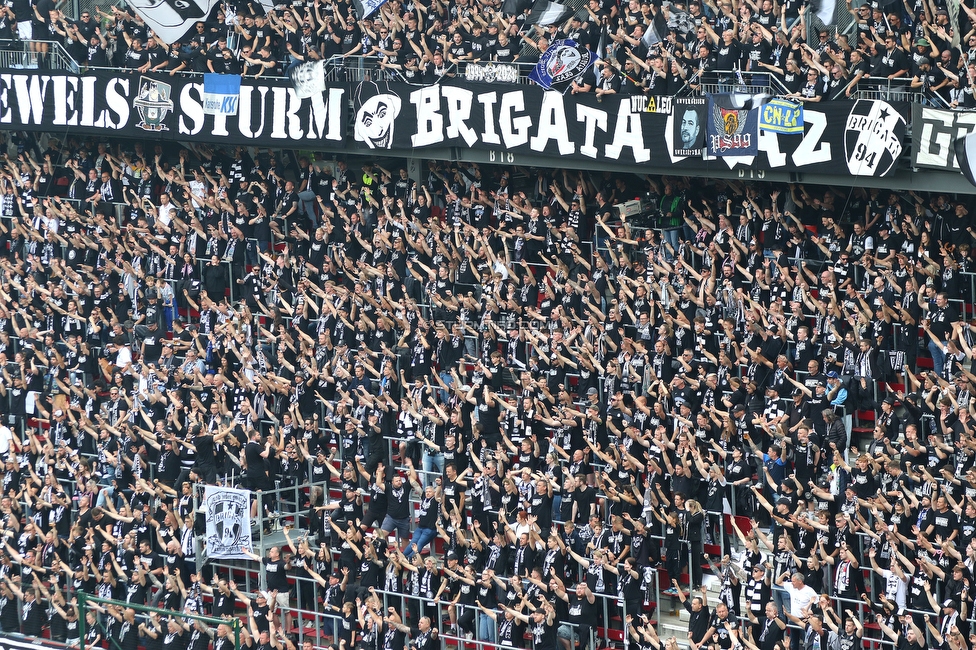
[78,594,244,650]
[688,69,793,97]
[0,38,949,109]
[323,54,457,85]
[0,39,78,72]
[851,77,927,104]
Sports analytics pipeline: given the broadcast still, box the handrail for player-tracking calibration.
[0,39,78,72]
[679,69,794,97]
[34,50,953,108]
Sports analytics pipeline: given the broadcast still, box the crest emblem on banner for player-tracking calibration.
[718,107,744,138]
[843,99,905,177]
[546,42,589,85]
[529,39,595,92]
[205,488,250,557]
[133,77,174,132]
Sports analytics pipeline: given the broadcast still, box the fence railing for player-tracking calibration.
[0,40,948,108]
[78,593,244,650]
[0,39,78,72]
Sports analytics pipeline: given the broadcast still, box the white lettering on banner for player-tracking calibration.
[441,86,478,147]
[12,74,49,124]
[212,110,229,137]
[178,83,204,135]
[758,125,786,167]
[792,110,831,165]
[914,107,976,169]
[411,86,444,147]
[268,87,291,139]
[403,85,656,161]
[499,91,531,149]
[477,92,501,145]
[3,74,132,128]
[239,85,270,138]
[52,76,78,126]
[308,90,343,141]
[530,91,575,156]
[105,79,131,129]
[575,103,608,159]
[607,99,650,162]
[79,76,106,128]
[0,71,342,143]
[755,109,831,168]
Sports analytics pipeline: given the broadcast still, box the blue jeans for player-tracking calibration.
[404,527,436,558]
[477,612,496,643]
[96,486,114,508]
[298,190,318,227]
[422,450,443,482]
[438,371,453,404]
[929,339,946,377]
[662,228,681,261]
[773,585,791,626]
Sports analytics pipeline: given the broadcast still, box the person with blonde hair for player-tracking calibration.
[685,499,705,590]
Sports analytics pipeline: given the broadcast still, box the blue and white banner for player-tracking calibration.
[202,73,241,116]
[759,97,803,134]
[528,39,594,93]
[352,0,389,19]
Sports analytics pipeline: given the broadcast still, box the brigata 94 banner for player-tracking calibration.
[0,68,908,177]
[349,79,908,176]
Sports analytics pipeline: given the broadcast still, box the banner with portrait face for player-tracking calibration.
[0,69,908,177]
[348,79,907,176]
[672,97,706,158]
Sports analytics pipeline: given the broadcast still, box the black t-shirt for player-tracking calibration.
[264,557,290,591]
[382,625,406,650]
[124,47,149,68]
[386,482,411,520]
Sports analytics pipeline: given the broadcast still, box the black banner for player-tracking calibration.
[351,79,908,176]
[0,69,346,147]
[673,96,706,158]
[911,104,976,171]
[0,68,908,178]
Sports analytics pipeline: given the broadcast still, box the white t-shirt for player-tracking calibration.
[0,425,12,454]
[879,569,908,609]
[783,581,818,618]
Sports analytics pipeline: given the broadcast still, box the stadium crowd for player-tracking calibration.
[2,0,975,105]
[0,127,974,650]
